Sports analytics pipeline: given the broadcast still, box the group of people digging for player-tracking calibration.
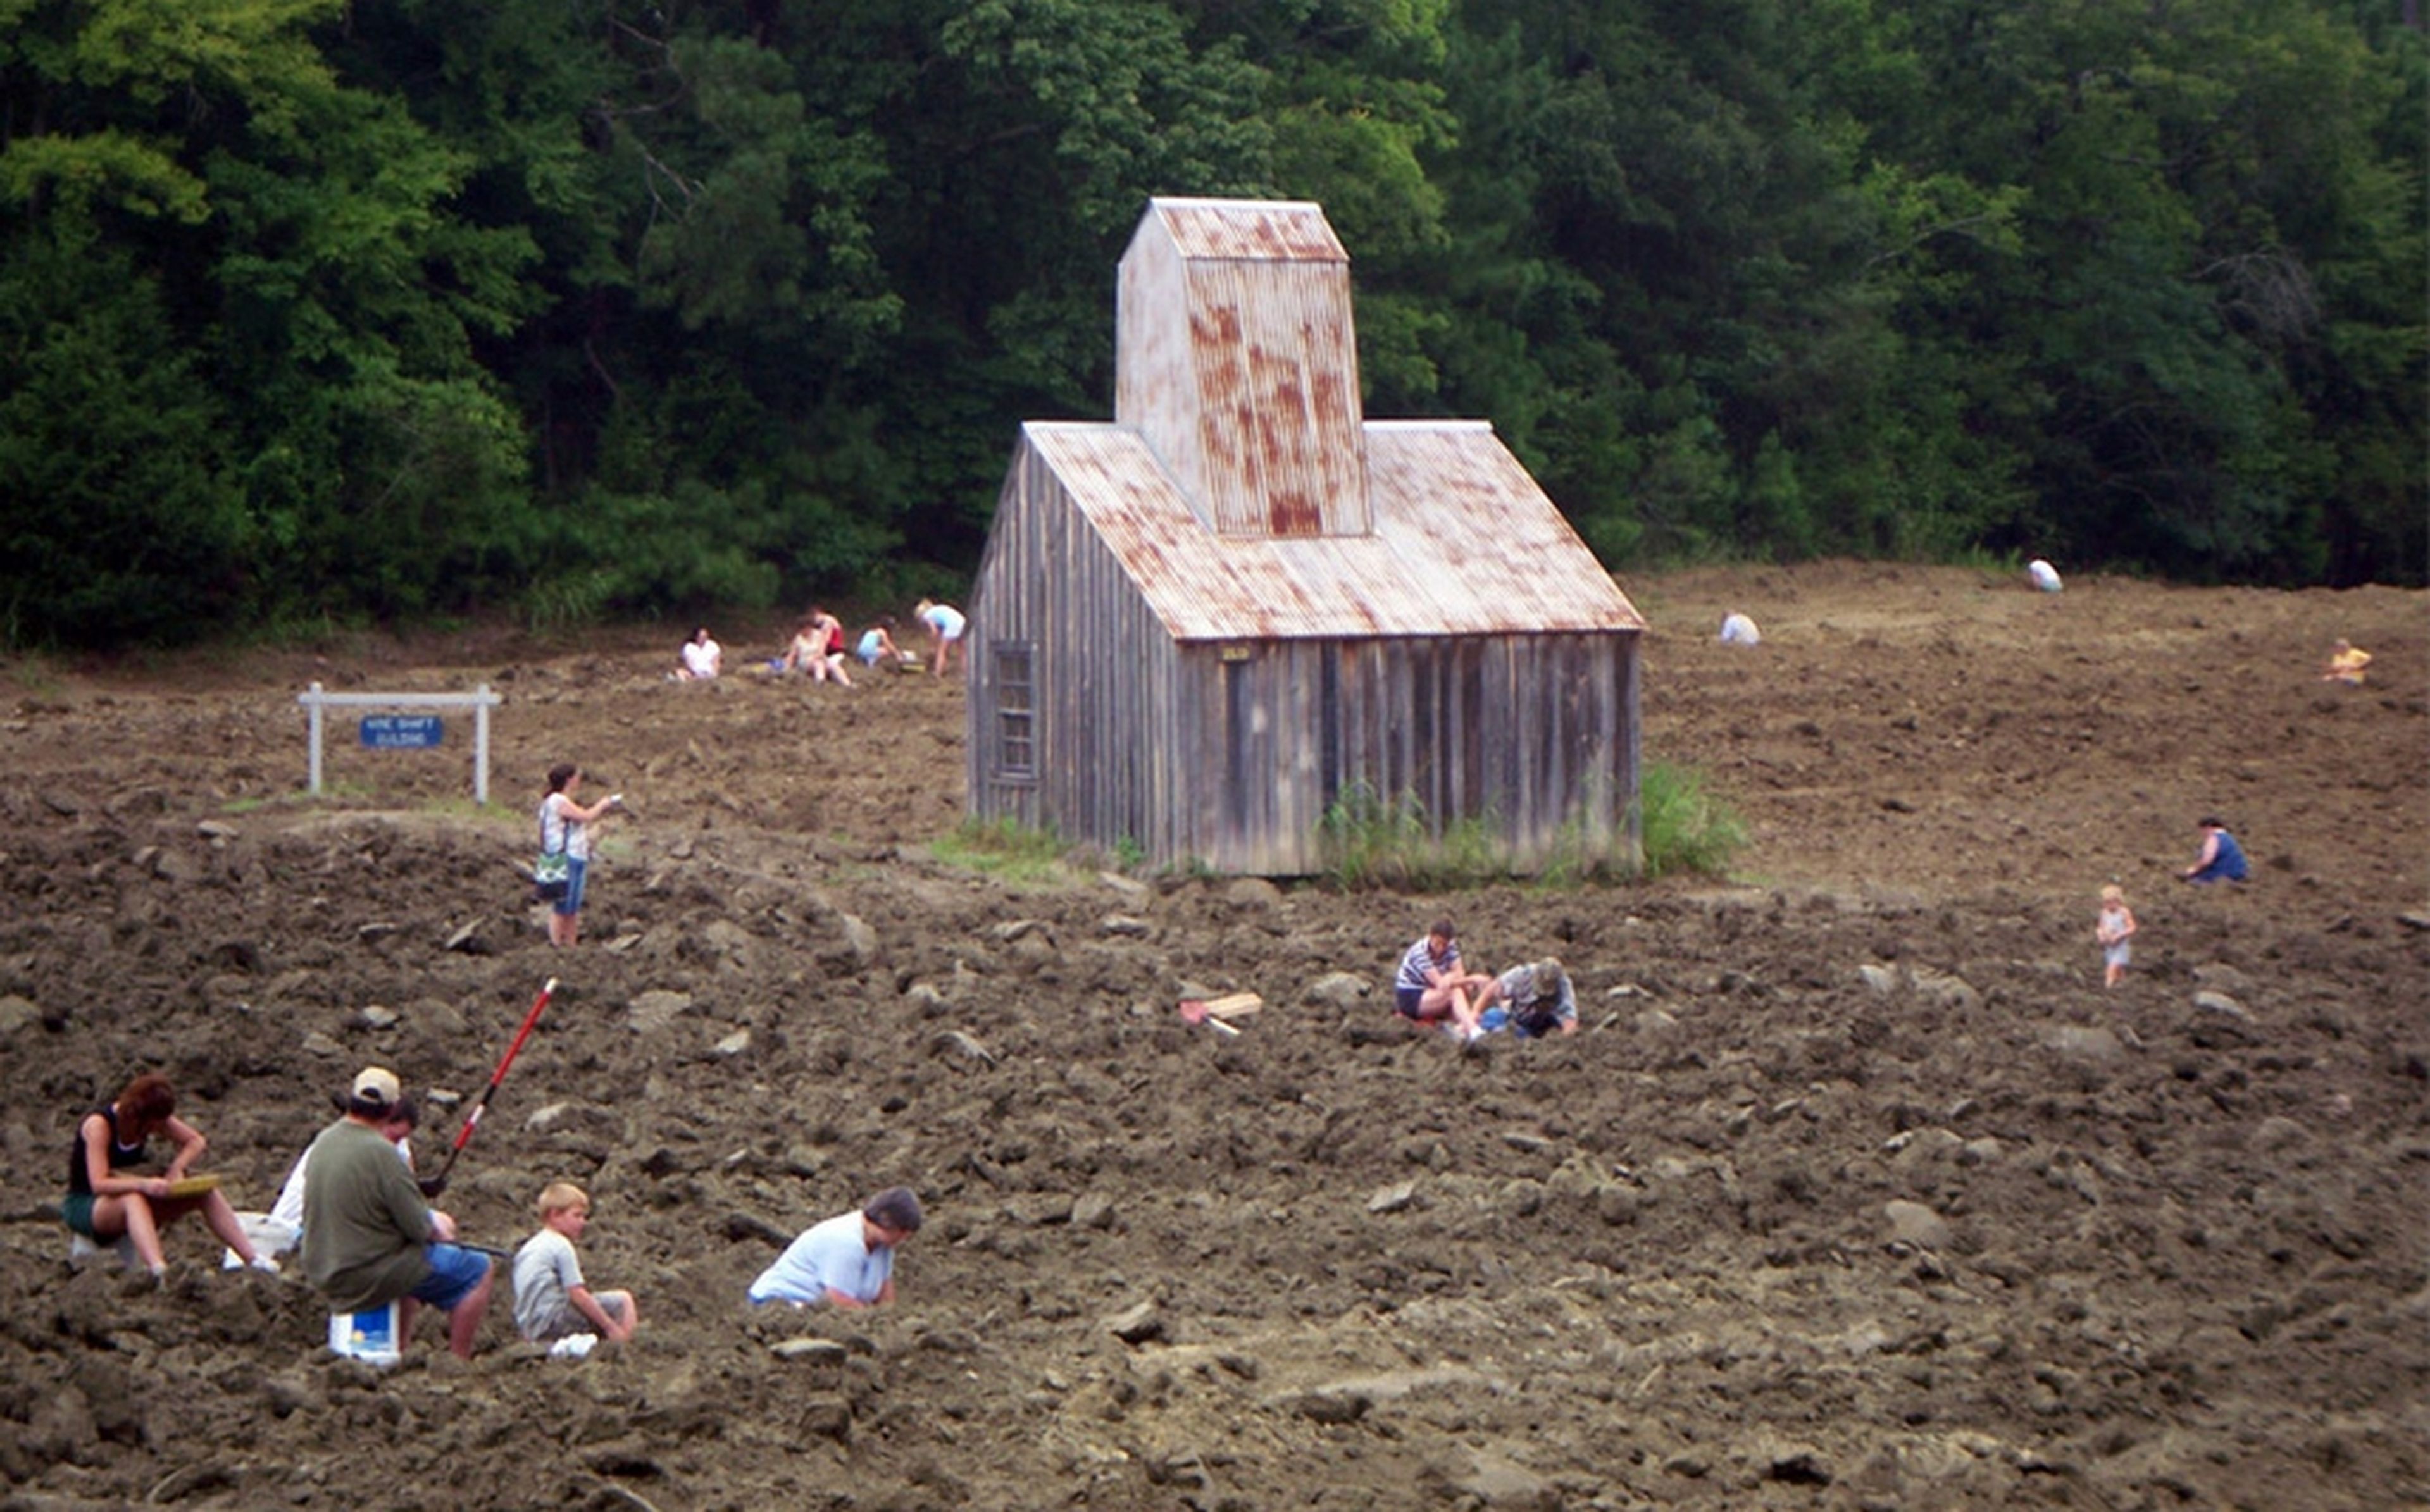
[63,1065,919,1362]
[1393,917,1578,1042]
[673,598,969,685]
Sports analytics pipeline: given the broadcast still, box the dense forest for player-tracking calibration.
[3,0,2422,647]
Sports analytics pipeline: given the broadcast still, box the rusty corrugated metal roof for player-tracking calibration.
[1145,199,1347,263]
[1024,420,1645,641]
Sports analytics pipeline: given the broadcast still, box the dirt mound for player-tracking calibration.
[1,564,2422,1509]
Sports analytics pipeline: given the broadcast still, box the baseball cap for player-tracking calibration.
[349,1066,402,1113]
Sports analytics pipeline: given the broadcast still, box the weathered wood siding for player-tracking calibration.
[969,441,1188,858]
[1169,633,1640,874]
[972,442,1642,876]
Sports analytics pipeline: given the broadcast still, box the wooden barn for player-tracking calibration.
[964,197,1648,876]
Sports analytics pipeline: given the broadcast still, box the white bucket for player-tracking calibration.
[328,1301,402,1365]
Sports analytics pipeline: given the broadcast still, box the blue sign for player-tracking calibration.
[359,714,444,749]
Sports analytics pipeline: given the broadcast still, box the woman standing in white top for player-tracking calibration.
[540,763,621,947]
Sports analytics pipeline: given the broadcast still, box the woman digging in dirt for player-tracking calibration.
[540,762,623,947]
[65,1073,273,1280]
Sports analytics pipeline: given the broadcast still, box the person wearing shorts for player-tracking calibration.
[301,1067,495,1359]
[915,598,967,678]
[1392,918,1491,1039]
[540,763,620,947]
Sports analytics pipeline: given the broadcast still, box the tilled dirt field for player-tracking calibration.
[1,561,2423,1511]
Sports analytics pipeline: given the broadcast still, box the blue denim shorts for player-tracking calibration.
[554,856,588,917]
[410,1242,492,1309]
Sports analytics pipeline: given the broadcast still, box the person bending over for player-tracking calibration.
[749,1187,923,1309]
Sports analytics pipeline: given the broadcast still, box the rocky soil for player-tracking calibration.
[1,561,2423,1511]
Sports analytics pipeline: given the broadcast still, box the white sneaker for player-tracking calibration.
[247,1255,282,1275]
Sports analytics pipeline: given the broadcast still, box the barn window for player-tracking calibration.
[993,643,1037,782]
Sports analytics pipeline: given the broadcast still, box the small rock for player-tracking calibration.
[798,1397,852,1442]
[523,1101,583,1134]
[771,1338,849,1366]
[1099,914,1151,938]
[301,1031,345,1060]
[1595,1186,1641,1226]
[1304,971,1368,1008]
[723,1211,793,1248]
[1769,1451,1833,1486]
[929,1029,996,1069]
[1291,1387,1370,1425]
[356,1005,400,1031]
[2193,990,2251,1020]
[0,993,40,1036]
[2041,1024,2124,1060]
[628,989,693,1034]
[1105,1301,1166,1344]
[197,819,240,841]
[1072,1193,1118,1230]
[1884,1199,1952,1250]
[1097,871,1151,898]
[442,921,488,955]
[1909,966,1981,1012]
[712,1029,752,1058]
[262,1370,321,1418]
[1367,1180,1418,1214]
[2249,1115,2308,1154]
[835,913,880,965]
[1858,964,1900,996]
[1452,1451,1554,1506]
[701,918,754,962]
[356,922,399,943]
[1224,877,1283,909]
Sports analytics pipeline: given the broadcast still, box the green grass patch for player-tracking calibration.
[1637,760,1749,878]
[1319,784,1513,891]
[933,816,1078,887]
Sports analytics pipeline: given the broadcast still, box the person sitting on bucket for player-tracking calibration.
[1477,957,1580,1038]
[65,1072,274,1280]
[301,1067,495,1360]
[229,1093,416,1267]
[748,1187,923,1309]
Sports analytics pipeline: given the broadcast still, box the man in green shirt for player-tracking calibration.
[301,1067,494,1359]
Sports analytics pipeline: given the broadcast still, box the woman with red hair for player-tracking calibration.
[65,1073,268,1279]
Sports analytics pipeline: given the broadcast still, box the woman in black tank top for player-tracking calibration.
[65,1073,268,1278]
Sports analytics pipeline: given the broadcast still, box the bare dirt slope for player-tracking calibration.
[1,562,2423,1511]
